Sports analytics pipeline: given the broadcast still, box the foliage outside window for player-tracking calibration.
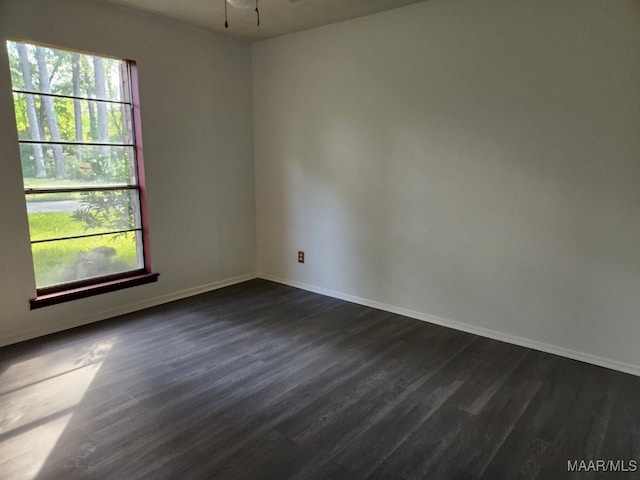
[6,41,153,297]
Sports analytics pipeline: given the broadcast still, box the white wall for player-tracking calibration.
[253,0,640,372]
[0,0,256,346]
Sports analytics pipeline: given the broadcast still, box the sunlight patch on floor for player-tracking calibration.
[0,337,116,480]
[0,412,74,480]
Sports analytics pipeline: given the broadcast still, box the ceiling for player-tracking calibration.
[101,0,426,41]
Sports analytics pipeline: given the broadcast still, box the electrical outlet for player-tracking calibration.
[298,251,305,263]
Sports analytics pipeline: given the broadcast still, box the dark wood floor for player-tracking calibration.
[1,279,639,479]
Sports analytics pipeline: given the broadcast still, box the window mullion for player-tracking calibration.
[18,140,135,147]
[12,88,131,106]
[25,185,139,195]
[31,227,143,244]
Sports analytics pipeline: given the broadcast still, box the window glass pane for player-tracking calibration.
[8,40,149,294]
[19,144,137,188]
[7,42,129,102]
[13,93,133,144]
[32,231,143,288]
[27,190,141,241]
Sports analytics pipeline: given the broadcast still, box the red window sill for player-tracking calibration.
[30,272,159,309]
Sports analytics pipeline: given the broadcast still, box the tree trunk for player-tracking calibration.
[119,63,132,146]
[83,66,97,140]
[35,46,66,179]
[93,57,110,158]
[16,44,46,178]
[72,53,83,167]
[72,53,83,142]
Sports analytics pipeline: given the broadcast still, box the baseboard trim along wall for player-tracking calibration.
[1,272,258,348]
[258,273,640,377]
[7,271,638,377]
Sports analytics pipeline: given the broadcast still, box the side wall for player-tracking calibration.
[253,0,640,373]
[0,0,256,346]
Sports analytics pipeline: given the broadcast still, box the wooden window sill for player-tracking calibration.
[30,272,159,309]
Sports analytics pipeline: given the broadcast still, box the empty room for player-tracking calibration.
[1,0,639,478]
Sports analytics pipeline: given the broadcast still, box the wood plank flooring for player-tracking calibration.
[1,279,639,479]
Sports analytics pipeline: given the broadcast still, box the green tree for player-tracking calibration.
[15,43,46,177]
[35,46,66,179]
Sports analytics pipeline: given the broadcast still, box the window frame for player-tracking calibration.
[6,41,158,308]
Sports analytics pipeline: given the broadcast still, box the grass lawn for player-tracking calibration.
[29,212,138,287]
[24,177,91,188]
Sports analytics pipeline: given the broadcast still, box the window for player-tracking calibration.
[6,41,157,308]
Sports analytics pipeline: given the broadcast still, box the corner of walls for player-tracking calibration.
[253,0,640,377]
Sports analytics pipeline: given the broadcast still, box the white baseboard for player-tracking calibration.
[74,271,259,326]
[258,273,640,377]
[2,272,258,348]
[1,330,39,348]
